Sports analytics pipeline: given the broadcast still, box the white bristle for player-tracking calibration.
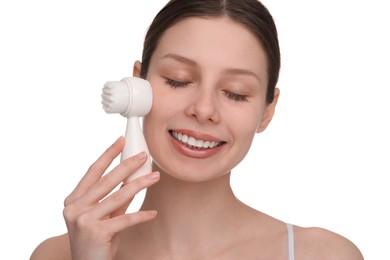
[101,81,130,114]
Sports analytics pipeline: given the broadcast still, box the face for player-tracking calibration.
[138,17,277,182]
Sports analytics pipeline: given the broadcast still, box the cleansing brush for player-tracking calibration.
[101,77,153,183]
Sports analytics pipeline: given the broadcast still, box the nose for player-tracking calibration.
[184,89,221,123]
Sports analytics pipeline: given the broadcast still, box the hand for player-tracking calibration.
[63,137,159,260]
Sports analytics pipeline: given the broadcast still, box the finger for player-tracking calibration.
[77,152,148,207]
[105,210,158,236]
[87,171,160,220]
[64,137,124,206]
[111,184,134,218]
[111,197,134,218]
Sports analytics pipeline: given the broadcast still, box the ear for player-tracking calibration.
[133,60,142,77]
[256,88,280,133]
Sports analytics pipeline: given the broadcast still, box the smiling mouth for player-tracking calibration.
[169,130,226,150]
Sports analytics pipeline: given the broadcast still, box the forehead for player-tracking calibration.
[152,17,267,76]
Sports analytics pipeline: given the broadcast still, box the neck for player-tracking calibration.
[134,164,245,256]
[142,166,237,215]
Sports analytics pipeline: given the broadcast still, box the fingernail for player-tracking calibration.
[147,171,160,180]
[148,210,158,217]
[134,151,147,160]
[114,136,123,145]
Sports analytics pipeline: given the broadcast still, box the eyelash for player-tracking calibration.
[165,79,190,88]
[224,91,248,102]
[165,78,248,102]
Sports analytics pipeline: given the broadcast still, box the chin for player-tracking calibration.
[152,161,230,183]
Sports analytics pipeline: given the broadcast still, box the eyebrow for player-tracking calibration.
[224,68,261,82]
[162,53,261,82]
[162,53,197,67]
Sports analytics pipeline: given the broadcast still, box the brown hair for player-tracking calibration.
[140,0,280,104]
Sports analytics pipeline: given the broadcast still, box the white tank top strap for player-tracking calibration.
[286,223,295,260]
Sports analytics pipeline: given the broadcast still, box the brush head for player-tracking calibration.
[101,77,152,117]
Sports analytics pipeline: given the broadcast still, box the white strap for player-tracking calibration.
[286,223,295,260]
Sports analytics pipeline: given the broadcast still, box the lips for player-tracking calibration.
[169,130,226,150]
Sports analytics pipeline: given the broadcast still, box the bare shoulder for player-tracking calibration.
[294,225,364,260]
[30,233,71,260]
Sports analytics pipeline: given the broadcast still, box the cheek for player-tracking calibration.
[149,80,179,112]
[147,93,176,123]
[143,108,165,162]
[229,104,263,134]
[143,101,166,135]
[143,85,178,138]
[234,122,257,149]
[228,106,263,150]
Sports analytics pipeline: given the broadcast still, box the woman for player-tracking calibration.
[31,0,363,259]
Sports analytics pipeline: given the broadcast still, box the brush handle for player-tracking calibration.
[121,116,152,183]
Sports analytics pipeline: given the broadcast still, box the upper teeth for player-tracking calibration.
[171,131,222,149]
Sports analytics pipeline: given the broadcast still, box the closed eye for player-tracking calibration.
[224,91,248,102]
[165,79,191,88]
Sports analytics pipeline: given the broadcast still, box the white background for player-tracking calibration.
[1,0,389,259]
